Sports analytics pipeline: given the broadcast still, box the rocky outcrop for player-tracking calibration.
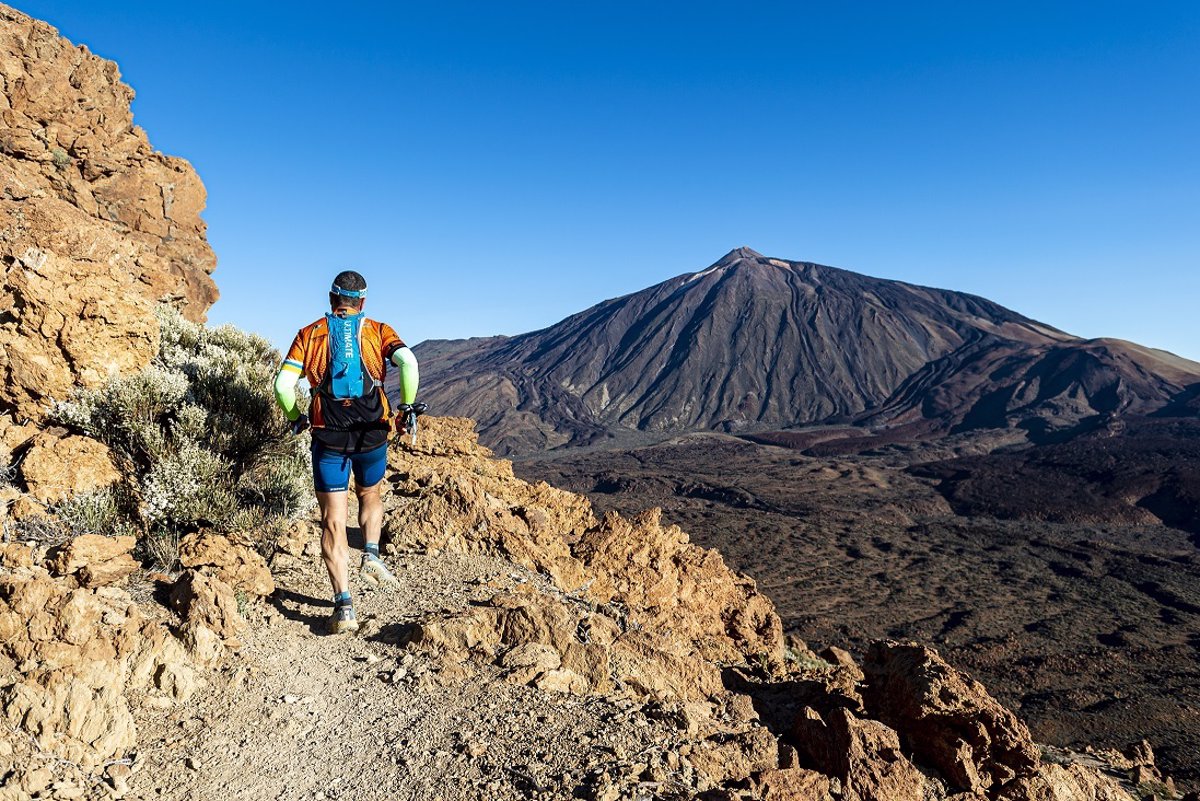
[178,531,275,597]
[576,508,782,666]
[385,416,784,690]
[0,4,217,422]
[18,432,121,505]
[169,569,247,665]
[862,641,1040,794]
[384,415,594,589]
[0,547,198,776]
[793,706,928,801]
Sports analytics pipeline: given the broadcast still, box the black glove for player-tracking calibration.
[289,413,310,435]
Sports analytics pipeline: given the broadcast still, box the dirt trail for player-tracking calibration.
[131,539,688,801]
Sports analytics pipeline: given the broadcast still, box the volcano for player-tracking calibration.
[411,248,1200,454]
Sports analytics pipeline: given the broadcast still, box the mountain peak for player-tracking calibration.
[716,246,765,265]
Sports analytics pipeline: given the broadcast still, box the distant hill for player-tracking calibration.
[411,248,1200,454]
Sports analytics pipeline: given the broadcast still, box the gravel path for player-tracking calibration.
[129,536,690,801]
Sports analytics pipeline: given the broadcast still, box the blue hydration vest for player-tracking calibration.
[324,312,369,399]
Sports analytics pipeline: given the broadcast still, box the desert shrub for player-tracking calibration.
[140,529,181,572]
[7,515,69,548]
[50,307,313,543]
[56,487,138,538]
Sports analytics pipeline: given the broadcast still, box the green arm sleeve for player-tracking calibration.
[274,368,302,421]
[391,346,419,404]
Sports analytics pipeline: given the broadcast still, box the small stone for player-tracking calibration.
[185,756,201,770]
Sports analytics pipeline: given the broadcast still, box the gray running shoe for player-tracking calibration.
[329,603,359,634]
[359,553,401,591]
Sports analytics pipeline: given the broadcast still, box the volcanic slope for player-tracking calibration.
[413,248,1200,455]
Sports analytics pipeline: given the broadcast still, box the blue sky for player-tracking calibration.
[17,1,1200,359]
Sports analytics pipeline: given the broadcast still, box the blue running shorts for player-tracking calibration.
[311,441,388,493]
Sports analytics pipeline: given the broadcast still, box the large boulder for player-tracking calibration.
[18,433,122,504]
[862,641,1041,793]
[0,4,217,422]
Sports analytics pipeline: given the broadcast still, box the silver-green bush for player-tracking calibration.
[50,307,313,553]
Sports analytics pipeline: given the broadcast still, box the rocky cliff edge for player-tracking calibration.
[0,3,217,423]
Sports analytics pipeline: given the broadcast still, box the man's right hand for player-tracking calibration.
[393,412,410,437]
[289,413,310,435]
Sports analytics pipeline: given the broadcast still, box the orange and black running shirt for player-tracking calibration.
[281,313,406,453]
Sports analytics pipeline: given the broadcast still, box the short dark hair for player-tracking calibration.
[329,270,367,309]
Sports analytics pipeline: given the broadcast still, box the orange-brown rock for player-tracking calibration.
[862,641,1040,794]
[178,531,274,596]
[749,768,835,801]
[18,433,122,504]
[275,519,315,557]
[0,541,32,569]
[49,532,137,587]
[405,584,727,703]
[0,413,38,450]
[169,570,247,665]
[385,417,783,671]
[0,5,217,421]
[385,416,594,589]
[0,569,198,766]
[688,726,779,786]
[792,705,930,801]
[577,507,784,667]
[998,763,1137,801]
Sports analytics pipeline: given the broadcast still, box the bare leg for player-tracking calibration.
[317,490,350,595]
[355,481,383,552]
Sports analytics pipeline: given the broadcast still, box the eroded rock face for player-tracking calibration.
[170,569,247,665]
[0,4,217,422]
[384,416,594,590]
[577,507,783,666]
[862,641,1041,794]
[18,432,122,505]
[793,706,929,801]
[0,561,198,769]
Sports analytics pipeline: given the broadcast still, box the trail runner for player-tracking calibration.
[273,270,420,633]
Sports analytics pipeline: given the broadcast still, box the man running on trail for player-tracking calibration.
[273,270,420,634]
